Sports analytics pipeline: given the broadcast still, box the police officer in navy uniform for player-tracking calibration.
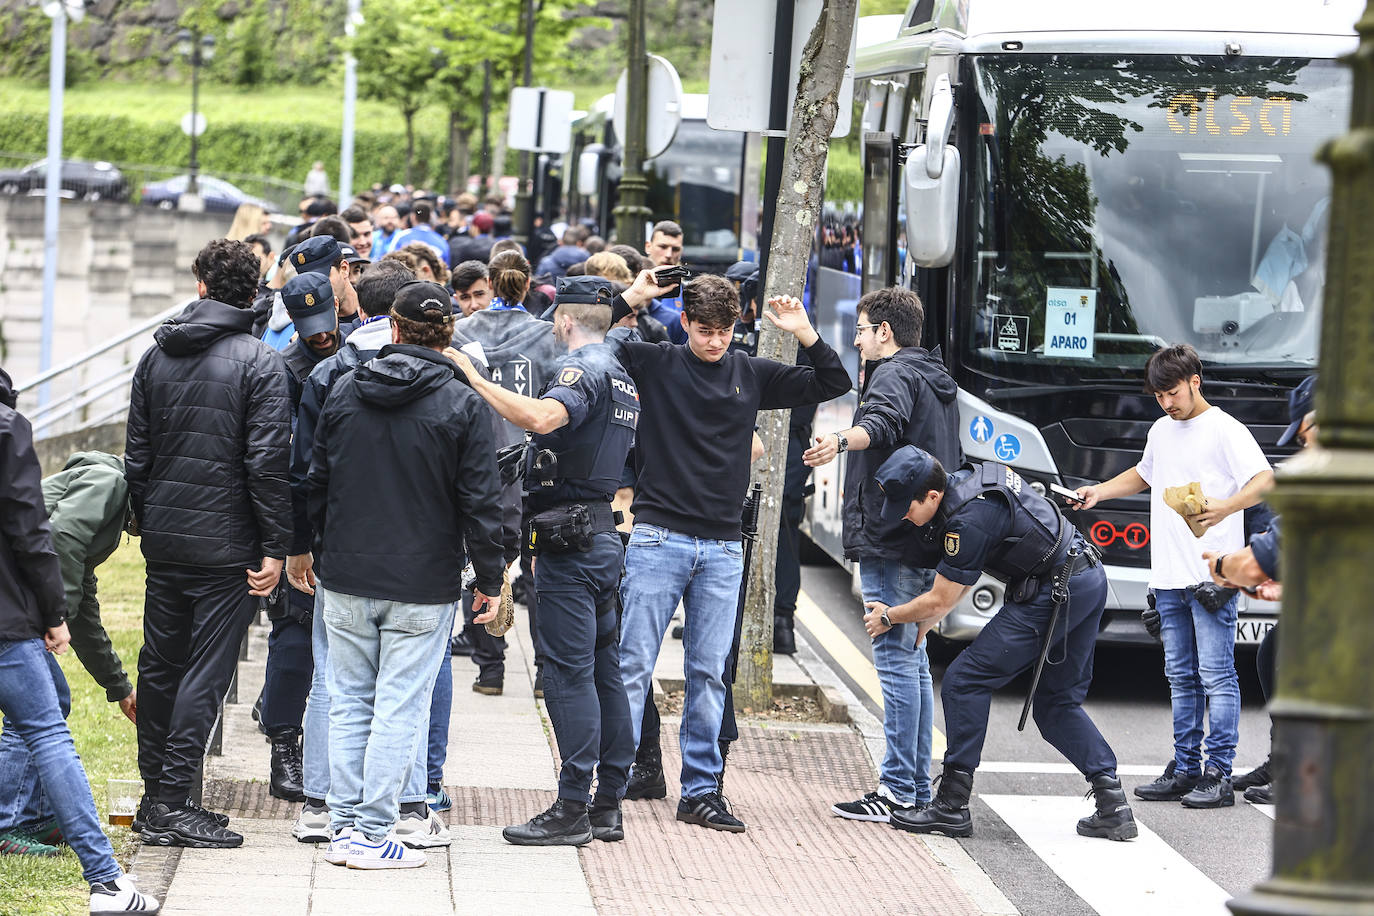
[863,446,1137,842]
[445,275,638,846]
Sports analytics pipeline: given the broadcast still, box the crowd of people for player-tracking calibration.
[0,184,1297,909]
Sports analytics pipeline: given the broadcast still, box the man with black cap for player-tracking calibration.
[292,235,364,339]
[864,445,1136,842]
[305,279,504,869]
[445,274,638,847]
[281,273,340,387]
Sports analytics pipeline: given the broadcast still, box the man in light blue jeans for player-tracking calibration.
[301,281,505,868]
[620,526,744,812]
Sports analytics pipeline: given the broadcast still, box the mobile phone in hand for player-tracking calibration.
[654,264,691,285]
[1049,482,1085,505]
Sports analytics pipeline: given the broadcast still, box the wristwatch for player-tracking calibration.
[834,432,849,454]
[880,608,892,628]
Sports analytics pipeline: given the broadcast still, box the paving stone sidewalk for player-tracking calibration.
[131,604,995,915]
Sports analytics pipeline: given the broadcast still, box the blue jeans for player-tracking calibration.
[0,639,120,885]
[620,524,744,799]
[427,641,453,788]
[319,586,455,839]
[860,559,935,806]
[1154,587,1241,777]
[0,646,71,831]
[303,589,432,804]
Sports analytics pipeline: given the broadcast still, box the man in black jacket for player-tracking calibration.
[304,280,505,869]
[126,238,293,849]
[804,286,961,824]
[611,271,851,832]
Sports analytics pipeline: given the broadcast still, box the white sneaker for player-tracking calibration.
[346,831,427,870]
[292,802,331,843]
[323,826,353,866]
[90,874,161,914]
[394,809,452,849]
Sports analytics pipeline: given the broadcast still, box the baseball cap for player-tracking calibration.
[875,446,938,523]
[292,235,343,275]
[555,275,614,307]
[276,243,299,268]
[392,280,453,323]
[1276,374,1317,446]
[472,211,494,233]
[340,243,370,266]
[281,274,337,338]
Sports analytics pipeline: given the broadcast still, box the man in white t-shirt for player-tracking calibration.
[1076,344,1273,809]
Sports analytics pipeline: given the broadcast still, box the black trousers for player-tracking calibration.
[461,586,507,681]
[261,615,311,734]
[1256,623,1278,704]
[137,563,257,805]
[533,532,635,801]
[942,564,1118,780]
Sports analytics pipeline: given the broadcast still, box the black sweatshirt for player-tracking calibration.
[613,332,851,540]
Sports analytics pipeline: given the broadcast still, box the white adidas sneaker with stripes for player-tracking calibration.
[347,831,427,870]
[90,874,161,913]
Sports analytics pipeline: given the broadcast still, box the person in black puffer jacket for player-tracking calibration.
[124,238,292,849]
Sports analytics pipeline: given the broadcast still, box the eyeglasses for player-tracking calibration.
[854,322,880,336]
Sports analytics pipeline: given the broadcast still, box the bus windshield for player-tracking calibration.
[963,54,1349,380]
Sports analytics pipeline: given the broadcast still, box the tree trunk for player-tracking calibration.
[454,125,471,191]
[490,82,513,199]
[448,110,460,195]
[737,0,858,711]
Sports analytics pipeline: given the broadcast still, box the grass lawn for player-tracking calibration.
[0,77,447,140]
[0,539,146,916]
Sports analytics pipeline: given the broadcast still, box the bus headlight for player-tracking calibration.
[972,586,997,612]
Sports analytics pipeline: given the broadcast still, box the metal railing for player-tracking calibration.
[16,301,185,439]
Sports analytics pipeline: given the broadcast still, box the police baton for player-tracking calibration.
[1016,549,1078,732]
[724,483,763,687]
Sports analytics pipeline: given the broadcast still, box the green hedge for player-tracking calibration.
[0,111,450,197]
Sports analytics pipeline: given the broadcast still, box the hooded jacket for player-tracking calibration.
[842,346,963,561]
[125,298,293,569]
[306,344,505,602]
[452,308,564,438]
[0,368,68,641]
[41,451,133,700]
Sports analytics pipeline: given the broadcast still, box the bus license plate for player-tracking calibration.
[1235,618,1275,645]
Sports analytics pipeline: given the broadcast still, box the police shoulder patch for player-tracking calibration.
[944,532,960,557]
[557,367,585,386]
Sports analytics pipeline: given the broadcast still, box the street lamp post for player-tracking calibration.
[612,0,651,246]
[176,29,214,209]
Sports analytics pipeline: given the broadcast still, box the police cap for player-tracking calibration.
[875,445,938,522]
[1276,374,1316,446]
[280,273,337,338]
[293,235,344,276]
[555,275,614,308]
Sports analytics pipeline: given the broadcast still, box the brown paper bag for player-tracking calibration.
[1163,481,1210,538]
[484,568,516,637]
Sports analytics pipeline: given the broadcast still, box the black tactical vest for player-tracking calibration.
[939,462,1068,583]
[526,358,639,505]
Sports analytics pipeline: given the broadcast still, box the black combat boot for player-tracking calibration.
[1134,760,1199,801]
[1077,774,1139,841]
[502,799,593,846]
[625,742,667,800]
[588,797,624,842]
[773,614,796,655]
[269,728,306,802]
[890,764,973,837]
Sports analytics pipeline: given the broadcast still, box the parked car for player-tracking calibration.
[139,174,279,214]
[0,158,129,201]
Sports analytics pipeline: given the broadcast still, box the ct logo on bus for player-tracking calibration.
[1090,520,1150,550]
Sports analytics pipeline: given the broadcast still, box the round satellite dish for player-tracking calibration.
[614,54,683,161]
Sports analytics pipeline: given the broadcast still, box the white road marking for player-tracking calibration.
[982,794,1233,916]
[978,762,1166,777]
[1249,802,1276,820]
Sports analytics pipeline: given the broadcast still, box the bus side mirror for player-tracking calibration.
[904,144,960,268]
[577,145,603,197]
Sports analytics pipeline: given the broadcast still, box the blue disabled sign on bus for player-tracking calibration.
[1044,287,1096,359]
[994,434,1021,462]
[969,415,994,444]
